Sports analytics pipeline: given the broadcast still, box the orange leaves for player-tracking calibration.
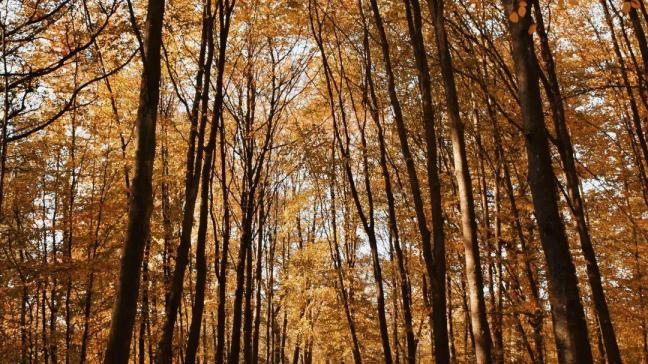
[509,11,520,23]
[622,0,641,13]
[509,0,536,34]
[509,0,528,23]
[518,4,527,17]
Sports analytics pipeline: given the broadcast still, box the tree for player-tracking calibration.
[103,0,166,360]
[502,0,593,362]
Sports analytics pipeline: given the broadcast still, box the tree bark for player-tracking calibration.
[502,1,593,362]
[368,1,450,361]
[423,0,494,361]
[156,1,215,361]
[533,2,622,362]
[103,0,165,359]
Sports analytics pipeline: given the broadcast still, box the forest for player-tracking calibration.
[1,0,647,362]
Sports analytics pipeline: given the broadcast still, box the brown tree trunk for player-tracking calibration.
[156,1,215,361]
[184,5,224,360]
[327,146,363,364]
[243,227,255,363]
[214,7,234,354]
[252,201,266,364]
[368,1,450,361]
[103,0,165,359]
[502,1,593,362]
[310,5,393,360]
[358,2,417,360]
[533,2,622,362]
[138,239,151,364]
[488,97,545,364]
[424,0,494,361]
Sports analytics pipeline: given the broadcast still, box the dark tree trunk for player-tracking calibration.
[533,2,622,362]
[103,0,165,359]
[368,1,450,362]
[156,2,215,361]
[229,204,254,363]
[138,240,151,364]
[358,3,416,360]
[252,203,266,364]
[326,146,363,364]
[309,5,393,361]
[243,230,255,363]
[185,5,223,361]
[488,98,544,364]
[502,1,593,362]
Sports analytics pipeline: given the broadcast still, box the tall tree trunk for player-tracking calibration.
[103,0,165,359]
[213,4,235,362]
[502,1,593,362]
[252,202,266,364]
[489,97,544,364]
[533,2,622,362]
[138,239,151,364]
[358,2,417,359]
[309,5,393,360]
[326,145,363,364]
[368,1,450,361]
[243,228,255,363]
[156,1,215,361]
[228,78,250,364]
[424,0,494,361]
[184,7,223,360]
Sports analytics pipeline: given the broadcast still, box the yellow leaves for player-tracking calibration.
[528,22,537,34]
[556,0,577,9]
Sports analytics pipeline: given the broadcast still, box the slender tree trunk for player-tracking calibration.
[252,203,265,364]
[327,145,363,364]
[445,272,455,363]
[488,98,544,364]
[103,0,165,359]
[243,228,255,363]
[214,5,235,362]
[138,239,151,364]
[185,11,222,362]
[491,163,504,364]
[229,50,256,364]
[157,2,215,361]
[310,6,393,360]
[424,0,493,361]
[368,1,450,361]
[358,3,417,359]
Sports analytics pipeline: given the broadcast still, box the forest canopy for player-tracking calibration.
[0,0,647,363]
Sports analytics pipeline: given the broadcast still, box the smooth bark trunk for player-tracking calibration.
[503,2,593,362]
[103,0,165,359]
